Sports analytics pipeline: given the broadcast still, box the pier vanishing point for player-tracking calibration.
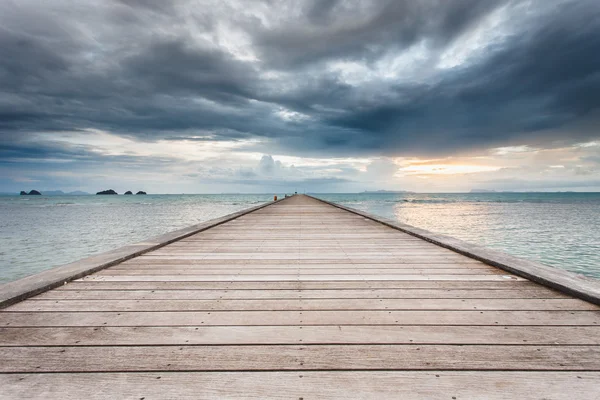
[1,194,600,399]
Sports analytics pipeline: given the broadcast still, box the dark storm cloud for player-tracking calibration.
[1,0,600,160]
[251,0,506,68]
[122,39,257,103]
[0,137,177,167]
[272,0,600,154]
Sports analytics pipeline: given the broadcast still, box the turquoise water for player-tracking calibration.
[0,192,599,283]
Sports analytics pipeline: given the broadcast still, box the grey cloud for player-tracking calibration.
[0,138,177,168]
[305,0,600,155]
[164,130,254,142]
[251,0,506,68]
[121,39,258,103]
[0,0,599,164]
[213,177,352,187]
[582,156,600,164]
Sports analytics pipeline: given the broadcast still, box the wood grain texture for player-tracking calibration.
[3,345,600,372]
[77,274,523,281]
[2,372,600,400]
[56,280,543,290]
[34,288,569,300]
[9,298,595,312]
[3,310,600,327]
[2,325,599,346]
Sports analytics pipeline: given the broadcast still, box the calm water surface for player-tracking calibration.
[0,192,599,283]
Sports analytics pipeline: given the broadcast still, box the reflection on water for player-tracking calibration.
[315,193,600,279]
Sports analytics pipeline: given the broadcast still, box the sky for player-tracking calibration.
[1,0,600,193]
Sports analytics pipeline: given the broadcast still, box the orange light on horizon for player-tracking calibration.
[398,164,501,175]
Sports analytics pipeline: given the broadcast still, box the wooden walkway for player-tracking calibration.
[1,194,600,399]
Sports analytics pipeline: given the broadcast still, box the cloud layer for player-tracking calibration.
[1,0,600,192]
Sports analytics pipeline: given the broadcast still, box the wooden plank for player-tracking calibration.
[119,259,485,265]
[34,288,569,300]
[163,243,438,247]
[3,371,600,400]
[170,240,428,245]
[109,262,494,270]
[8,298,596,312]
[146,250,460,255]
[2,325,599,346]
[3,310,599,327]
[77,274,523,282]
[179,234,409,239]
[94,268,506,276]
[139,255,478,261]
[3,345,600,372]
[57,280,541,290]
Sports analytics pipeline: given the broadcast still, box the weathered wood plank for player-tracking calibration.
[95,268,505,276]
[2,325,599,346]
[162,243,438,248]
[57,280,541,290]
[8,298,595,312]
[3,310,599,327]
[139,255,479,261]
[120,258,484,265]
[34,288,568,300]
[3,371,599,400]
[3,345,600,372]
[78,274,523,281]
[107,263,495,270]
[146,250,459,255]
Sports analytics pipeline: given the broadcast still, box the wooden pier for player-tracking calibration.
[1,194,600,399]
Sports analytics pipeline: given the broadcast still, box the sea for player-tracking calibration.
[0,192,599,283]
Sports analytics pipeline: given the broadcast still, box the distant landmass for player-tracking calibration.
[96,189,118,195]
[95,189,147,195]
[20,190,41,195]
[361,190,414,194]
[470,189,497,193]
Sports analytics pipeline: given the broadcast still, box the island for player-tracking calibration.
[136,191,147,195]
[96,189,118,195]
[20,190,42,195]
[124,191,133,195]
